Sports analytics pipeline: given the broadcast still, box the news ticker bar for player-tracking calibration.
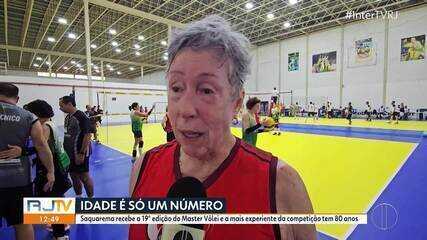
[23,198,367,225]
[24,213,367,225]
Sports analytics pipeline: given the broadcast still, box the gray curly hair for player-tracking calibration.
[167,15,251,97]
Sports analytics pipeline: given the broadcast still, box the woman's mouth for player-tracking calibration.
[180,130,204,139]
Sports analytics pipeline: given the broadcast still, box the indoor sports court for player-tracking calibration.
[0,0,426,240]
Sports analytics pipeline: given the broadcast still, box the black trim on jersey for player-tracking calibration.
[131,151,151,197]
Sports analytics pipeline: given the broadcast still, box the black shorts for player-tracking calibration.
[70,155,90,173]
[308,112,316,117]
[132,130,142,138]
[0,184,33,226]
[392,112,399,118]
[347,114,353,120]
[89,124,97,134]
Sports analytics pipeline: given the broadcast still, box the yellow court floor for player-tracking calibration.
[99,123,415,239]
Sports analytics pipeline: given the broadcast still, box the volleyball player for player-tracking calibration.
[161,107,175,142]
[305,102,316,123]
[347,102,353,125]
[366,101,372,121]
[271,101,282,135]
[129,102,154,162]
[388,101,399,124]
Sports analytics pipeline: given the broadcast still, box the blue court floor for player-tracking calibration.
[1,124,426,240]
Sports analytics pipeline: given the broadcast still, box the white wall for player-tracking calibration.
[134,70,167,86]
[342,19,385,109]
[387,6,427,109]
[252,5,427,110]
[0,75,167,125]
[282,35,307,105]
[257,42,281,92]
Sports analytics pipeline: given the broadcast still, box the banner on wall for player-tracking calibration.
[288,52,300,72]
[400,34,425,62]
[312,51,336,73]
[348,38,376,68]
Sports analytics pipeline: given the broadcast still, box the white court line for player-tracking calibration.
[342,143,419,240]
[97,143,131,156]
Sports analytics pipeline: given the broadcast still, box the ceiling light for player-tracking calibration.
[267,13,274,20]
[33,63,39,67]
[289,0,298,5]
[134,44,141,49]
[117,71,122,75]
[76,63,82,68]
[58,17,68,25]
[108,68,114,71]
[106,64,111,68]
[111,41,118,47]
[245,2,254,10]
[45,61,51,66]
[283,21,291,28]
[162,55,168,61]
[160,40,167,46]
[47,37,56,42]
[63,66,68,70]
[67,32,77,39]
[138,35,145,41]
[71,60,76,64]
[129,67,135,71]
[135,51,141,56]
[108,29,117,35]
[95,69,100,73]
[90,44,97,49]
[115,48,122,53]
[36,57,43,61]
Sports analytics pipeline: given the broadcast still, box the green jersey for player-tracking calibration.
[130,110,143,132]
[242,112,257,146]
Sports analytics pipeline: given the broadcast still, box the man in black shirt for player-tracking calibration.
[85,105,100,143]
[60,96,94,198]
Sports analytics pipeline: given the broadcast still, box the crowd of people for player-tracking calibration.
[287,100,412,124]
[0,83,96,240]
[239,94,415,146]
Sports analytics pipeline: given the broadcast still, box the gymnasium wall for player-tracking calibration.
[141,5,427,111]
[0,75,167,126]
[133,70,167,86]
[251,5,427,110]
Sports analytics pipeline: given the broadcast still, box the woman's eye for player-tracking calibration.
[171,86,182,93]
[201,88,214,95]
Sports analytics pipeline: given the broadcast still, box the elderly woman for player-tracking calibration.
[242,97,263,146]
[129,15,315,240]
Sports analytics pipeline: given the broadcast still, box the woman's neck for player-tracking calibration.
[39,118,49,124]
[180,133,236,181]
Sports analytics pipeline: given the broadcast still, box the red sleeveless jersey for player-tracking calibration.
[129,138,280,240]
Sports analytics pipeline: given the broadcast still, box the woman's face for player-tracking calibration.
[250,103,260,114]
[167,48,242,159]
